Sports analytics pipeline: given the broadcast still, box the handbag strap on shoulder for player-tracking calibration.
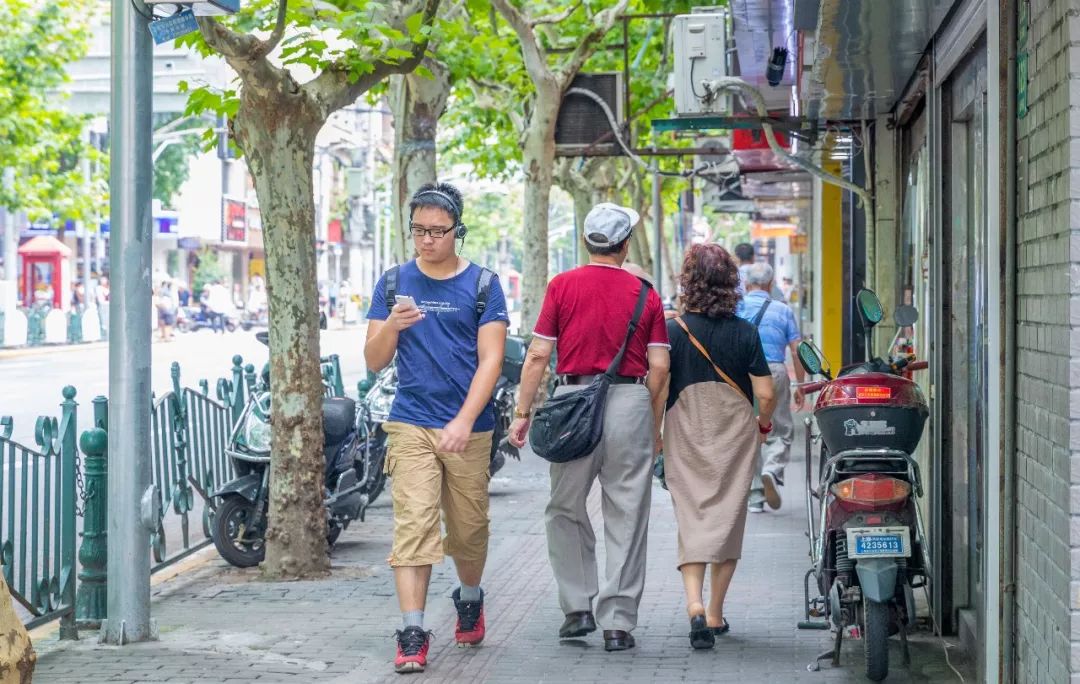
[674,316,749,401]
[605,280,652,377]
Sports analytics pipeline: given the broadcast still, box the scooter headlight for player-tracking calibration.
[241,393,272,453]
[243,414,272,453]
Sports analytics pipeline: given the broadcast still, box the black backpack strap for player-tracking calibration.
[751,298,772,328]
[475,267,495,322]
[605,279,652,377]
[384,265,400,315]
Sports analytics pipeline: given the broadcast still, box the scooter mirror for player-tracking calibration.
[255,331,269,346]
[797,341,823,376]
[856,289,885,327]
[358,379,373,396]
[894,304,919,328]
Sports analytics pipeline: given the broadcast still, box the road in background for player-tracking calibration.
[0,327,369,447]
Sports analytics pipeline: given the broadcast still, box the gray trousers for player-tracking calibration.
[544,383,655,632]
[751,363,794,498]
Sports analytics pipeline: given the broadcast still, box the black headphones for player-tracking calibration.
[415,189,468,240]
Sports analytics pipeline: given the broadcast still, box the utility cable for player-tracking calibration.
[564,87,736,181]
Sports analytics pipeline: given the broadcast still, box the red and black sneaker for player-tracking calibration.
[452,588,486,646]
[394,626,431,674]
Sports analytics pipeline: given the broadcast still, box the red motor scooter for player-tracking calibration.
[795,289,930,682]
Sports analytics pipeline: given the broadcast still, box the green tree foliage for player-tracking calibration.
[0,0,103,222]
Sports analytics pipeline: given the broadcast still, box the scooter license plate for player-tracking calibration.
[847,527,911,558]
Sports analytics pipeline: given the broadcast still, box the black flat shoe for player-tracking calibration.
[603,630,635,651]
[559,611,597,639]
[711,618,730,635]
[689,615,715,650]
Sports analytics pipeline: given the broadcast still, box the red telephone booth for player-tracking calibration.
[18,236,72,309]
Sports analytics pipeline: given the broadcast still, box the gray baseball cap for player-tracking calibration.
[583,202,640,247]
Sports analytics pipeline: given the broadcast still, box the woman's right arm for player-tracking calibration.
[751,373,777,433]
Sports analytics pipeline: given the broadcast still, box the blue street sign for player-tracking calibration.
[148,9,199,45]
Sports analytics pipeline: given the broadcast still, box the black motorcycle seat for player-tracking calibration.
[323,397,356,444]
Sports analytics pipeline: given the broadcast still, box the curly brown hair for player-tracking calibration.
[679,243,741,318]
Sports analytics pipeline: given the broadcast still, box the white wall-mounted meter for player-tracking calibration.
[673,9,730,116]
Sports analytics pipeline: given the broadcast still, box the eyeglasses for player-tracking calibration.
[409,224,455,239]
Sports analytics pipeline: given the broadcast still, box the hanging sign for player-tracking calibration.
[148,9,199,45]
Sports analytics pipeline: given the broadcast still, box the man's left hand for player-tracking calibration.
[438,416,474,453]
[793,385,806,412]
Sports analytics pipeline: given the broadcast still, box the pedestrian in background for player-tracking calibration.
[661,243,776,649]
[364,182,509,674]
[95,276,109,339]
[207,279,230,334]
[509,203,670,653]
[155,280,177,342]
[738,262,805,513]
[733,242,785,302]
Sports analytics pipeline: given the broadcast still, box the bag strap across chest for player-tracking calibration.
[605,280,652,377]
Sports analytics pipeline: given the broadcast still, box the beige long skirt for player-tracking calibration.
[665,381,759,568]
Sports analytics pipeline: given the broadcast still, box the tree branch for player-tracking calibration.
[196,16,263,66]
[557,0,631,89]
[305,0,440,119]
[252,0,288,60]
[491,0,553,86]
[532,1,581,27]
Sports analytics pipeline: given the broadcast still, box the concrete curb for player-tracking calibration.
[0,341,109,360]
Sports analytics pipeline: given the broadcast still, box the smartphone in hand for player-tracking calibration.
[394,294,418,311]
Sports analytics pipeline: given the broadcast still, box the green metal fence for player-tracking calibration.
[0,388,79,637]
[7,351,344,631]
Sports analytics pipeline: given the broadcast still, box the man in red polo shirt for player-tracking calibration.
[509,203,670,652]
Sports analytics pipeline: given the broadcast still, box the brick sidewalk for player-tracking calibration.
[33,430,970,683]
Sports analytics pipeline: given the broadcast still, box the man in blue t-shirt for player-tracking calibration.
[364,182,509,674]
[737,262,805,513]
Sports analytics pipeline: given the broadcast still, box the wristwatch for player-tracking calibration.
[514,407,531,420]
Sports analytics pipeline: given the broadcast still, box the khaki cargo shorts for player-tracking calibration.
[383,421,493,568]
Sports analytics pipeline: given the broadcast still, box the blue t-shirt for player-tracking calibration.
[367,261,509,431]
[736,290,801,364]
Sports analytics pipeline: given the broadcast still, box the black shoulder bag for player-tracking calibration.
[529,280,652,464]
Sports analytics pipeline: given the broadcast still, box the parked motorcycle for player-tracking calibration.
[177,305,238,333]
[795,289,930,682]
[239,306,268,331]
[210,332,386,568]
[359,334,526,480]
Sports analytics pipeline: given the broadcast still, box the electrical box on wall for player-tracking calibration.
[673,9,730,116]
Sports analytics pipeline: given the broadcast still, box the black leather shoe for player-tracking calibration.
[603,630,635,651]
[689,615,715,650]
[558,611,597,639]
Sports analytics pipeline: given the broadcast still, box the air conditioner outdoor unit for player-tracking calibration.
[554,72,625,157]
[673,9,731,116]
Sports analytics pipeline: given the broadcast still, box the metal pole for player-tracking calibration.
[104,0,154,645]
[2,168,15,286]
[652,168,663,298]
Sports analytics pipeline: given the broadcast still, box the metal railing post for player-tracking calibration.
[229,355,245,424]
[58,386,78,640]
[244,364,257,398]
[168,363,193,551]
[329,355,344,398]
[76,396,108,628]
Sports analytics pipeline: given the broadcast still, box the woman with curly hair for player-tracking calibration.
[661,243,777,649]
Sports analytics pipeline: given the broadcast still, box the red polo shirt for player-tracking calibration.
[533,264,669,377]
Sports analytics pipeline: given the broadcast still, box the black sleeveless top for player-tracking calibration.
[666,312,769,410]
